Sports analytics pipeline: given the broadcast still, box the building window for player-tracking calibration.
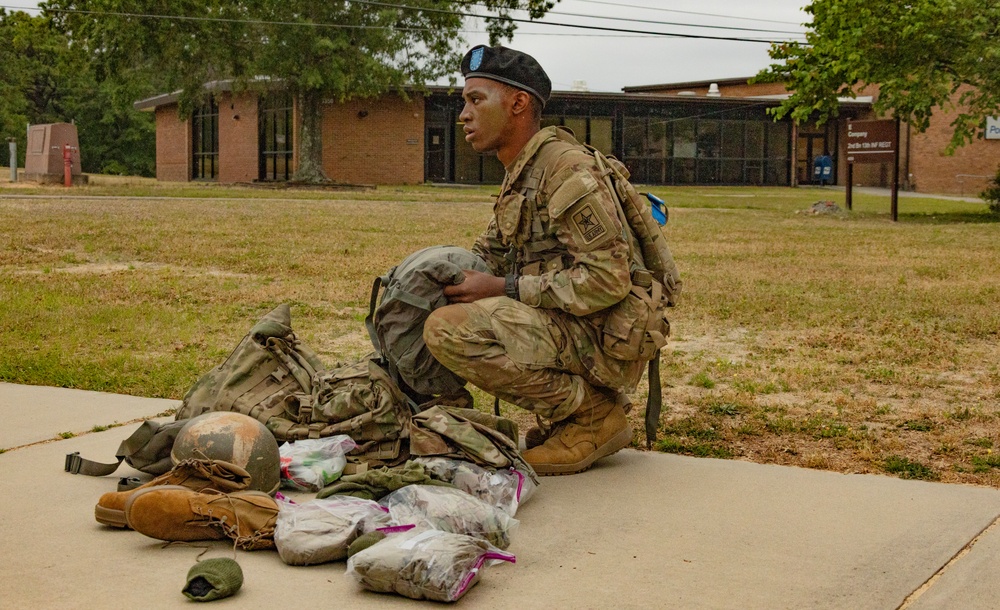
[192,99,219,180]
[259,94,293,181]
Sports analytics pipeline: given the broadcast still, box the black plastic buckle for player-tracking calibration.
[64,452,82,474]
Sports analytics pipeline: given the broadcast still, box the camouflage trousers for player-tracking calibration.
[423,296,643,423]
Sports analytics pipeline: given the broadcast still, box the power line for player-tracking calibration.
[349,0,796,43]
[570,0,806,27]
[543,7,805,35]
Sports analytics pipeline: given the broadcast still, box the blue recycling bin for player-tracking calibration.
[812,155,833,185]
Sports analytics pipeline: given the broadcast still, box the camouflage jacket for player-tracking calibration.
[474,126,633,319]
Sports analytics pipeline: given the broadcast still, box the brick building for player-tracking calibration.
[135,79,999,195]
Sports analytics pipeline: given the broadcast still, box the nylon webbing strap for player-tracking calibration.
[365,275,385,356]
[391,290,433,311]
[645,351,662,449]
[64,451,123,477]
[64,420,158,476]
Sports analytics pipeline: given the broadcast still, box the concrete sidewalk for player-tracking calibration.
[2,382,998,609]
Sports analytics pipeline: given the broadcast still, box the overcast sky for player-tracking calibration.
[12,0,810,92]
[457,0,810,92]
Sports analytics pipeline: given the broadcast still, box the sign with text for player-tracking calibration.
[845,119,896,163]
[987,116,1000,140]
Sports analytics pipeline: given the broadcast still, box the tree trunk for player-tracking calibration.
[293,89,329,183]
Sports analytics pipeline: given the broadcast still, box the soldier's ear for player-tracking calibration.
[510,90,533,117]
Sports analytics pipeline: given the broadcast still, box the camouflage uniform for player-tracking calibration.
[424,126,644,423]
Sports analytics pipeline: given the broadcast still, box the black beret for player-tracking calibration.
[461,45,552,106]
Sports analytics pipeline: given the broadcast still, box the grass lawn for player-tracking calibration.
[2,178,999,486]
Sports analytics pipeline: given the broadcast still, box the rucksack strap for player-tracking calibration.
[365,275,386,357]
[64,419,168,476]
[645,351,662,449]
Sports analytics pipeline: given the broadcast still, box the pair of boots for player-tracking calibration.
[521,392,633,476]
[95,458,279,551]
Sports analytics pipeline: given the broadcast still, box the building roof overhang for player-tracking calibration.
[134,82,873,111]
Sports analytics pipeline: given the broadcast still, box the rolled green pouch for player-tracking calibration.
[182,557,244,602]
[347,531,387,558]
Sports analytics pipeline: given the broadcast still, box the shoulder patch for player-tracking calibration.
[571,203,609,244]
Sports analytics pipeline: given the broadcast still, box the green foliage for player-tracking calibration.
[756,0,1000,152]
[981,165,1000,214]
[0,9,156,175]
[970,453,1000,472]
[45,0,555,181]
[690,371,715,389]
[882,455,938,480]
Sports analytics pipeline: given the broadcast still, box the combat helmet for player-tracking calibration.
[171,412,281,495]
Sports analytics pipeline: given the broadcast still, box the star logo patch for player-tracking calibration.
[572,204,608,243]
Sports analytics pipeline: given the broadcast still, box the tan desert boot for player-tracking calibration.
[521,395,633,476]
[95,459,251,528]
[124,486,279,550]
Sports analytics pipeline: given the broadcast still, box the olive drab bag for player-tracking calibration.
[175,304,412,466]
[365,245,490,400]
[65,418,188,479]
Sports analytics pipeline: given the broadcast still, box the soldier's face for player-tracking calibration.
[460,78,514,154]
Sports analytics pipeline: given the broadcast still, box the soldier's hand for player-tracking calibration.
[443,270,505,303]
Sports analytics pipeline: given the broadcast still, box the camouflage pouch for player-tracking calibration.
[250,358,413,469]
[599,276,670,362]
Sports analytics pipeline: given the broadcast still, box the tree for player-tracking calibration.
[755,0,1000,152]
[47,0,555,182]
[0,9,156,175]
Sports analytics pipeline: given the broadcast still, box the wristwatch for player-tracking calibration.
[504,274,520,301]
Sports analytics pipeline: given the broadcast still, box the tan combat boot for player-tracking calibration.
[124,486,279,550]
[95,459,252,528]
[521,394,633,476]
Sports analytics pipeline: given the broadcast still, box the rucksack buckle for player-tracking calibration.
[65,452,83,474]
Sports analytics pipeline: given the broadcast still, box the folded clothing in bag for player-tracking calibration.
[274,495,391,565]
[380,485,518,549]
[346,528,515,602]
[413,457,536,516]
[279,435,357,492]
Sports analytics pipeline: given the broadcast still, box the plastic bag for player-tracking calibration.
[273,495,391,565]
[412,457,536,516]
[381,485,518,549]
[279,435,356,492]
[346,528,515,602]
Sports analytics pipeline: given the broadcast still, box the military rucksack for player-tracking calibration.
[365,245,490,400]
[547,128,683,447]
[176,304,412,467]
[176,303,323,423]
[587,144,682,448]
